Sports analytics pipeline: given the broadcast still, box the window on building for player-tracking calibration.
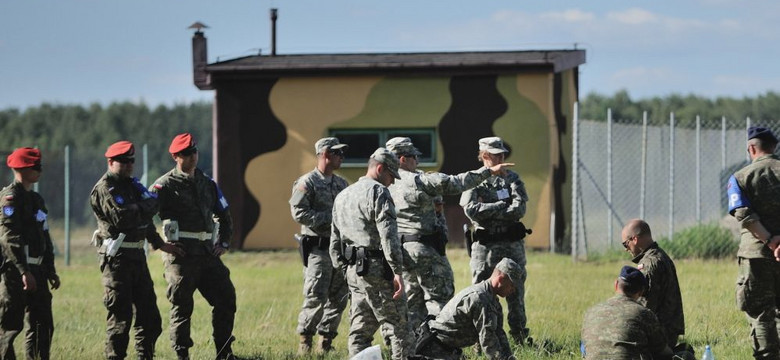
[329,128,437,165]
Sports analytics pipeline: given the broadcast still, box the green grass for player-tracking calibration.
[30,236,752,359]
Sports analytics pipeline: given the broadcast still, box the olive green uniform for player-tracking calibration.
[90,173,166,360]
[150,168,236,357]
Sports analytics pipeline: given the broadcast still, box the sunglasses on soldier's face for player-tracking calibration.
[178,147,198,157]
[114,157,135,164]
[329,149,344,157]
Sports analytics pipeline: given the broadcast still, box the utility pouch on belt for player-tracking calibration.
[105,233,126,257]
[294,234,309,267]
[430,232,447,257]
[211,220,220,247]
[343,245,356,265]
[162,219,179,242]
[355,247,368,276]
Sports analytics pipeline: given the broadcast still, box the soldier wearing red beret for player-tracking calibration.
[89,141,184,360]
[0,147,60,360]
[150,133,236,360]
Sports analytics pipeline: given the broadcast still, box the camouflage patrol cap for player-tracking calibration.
[370,147,401,179]
[619,265,648,289]
[315,137,348,154]
[385,137,422,157]
[747,126,778,143]
[479,137,509,154]
[495,258,523,286]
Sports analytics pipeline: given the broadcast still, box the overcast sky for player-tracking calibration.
[2,0,779,109]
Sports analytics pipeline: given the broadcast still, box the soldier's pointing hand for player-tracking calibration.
[488,162,514,177]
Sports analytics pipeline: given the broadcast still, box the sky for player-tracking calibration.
[2,0,779,110]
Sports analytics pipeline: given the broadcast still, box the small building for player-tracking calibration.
[191,30,585,250]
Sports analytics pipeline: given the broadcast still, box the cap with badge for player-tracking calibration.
[479,137,509,154]
[104,141,135,162]
[495,258,523,286]
[618,265,648,289]
[747,126,778,143]
[7,147,42,170]
[169,133,198,155]
[370,147,401,179]
[315,137,348,155]
[385,137,422,157]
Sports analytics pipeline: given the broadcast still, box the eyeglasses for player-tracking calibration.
[178,147,198,157]
[622,236,633,249]
[31,164,42,172]
[113,157,135,164]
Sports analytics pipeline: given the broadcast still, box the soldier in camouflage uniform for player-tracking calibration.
[729,126,780,359]
[622,219,685,348]
[329,148,415,360]
[0,148,60,360]
[414,258,521,360]
[90,141,183,360]
[150,133,237,360]
[385,137,512,330]
[581,266,673,359]
[289,137,349,354]
[459,137,530,344]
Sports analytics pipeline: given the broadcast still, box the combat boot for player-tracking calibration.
[175,348,190,360]
[318,334,335,353]
[298,334,313,355]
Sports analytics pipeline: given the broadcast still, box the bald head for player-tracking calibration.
[621,219,654,256]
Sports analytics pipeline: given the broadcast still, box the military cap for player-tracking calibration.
[370,147,401,179]
[747,126,778,143]
[104,141,135,159]
[169,133,198,155]
[315,137,348,154]
[619,265,648,289]
[7,147,41,169]
[479,137,509,154]
[495,258,523,286]
[386,137,422,157]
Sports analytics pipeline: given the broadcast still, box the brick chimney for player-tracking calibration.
[191,25,212,90]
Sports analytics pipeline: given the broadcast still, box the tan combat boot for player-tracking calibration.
[298,334,313,355]
[318,335,335,353]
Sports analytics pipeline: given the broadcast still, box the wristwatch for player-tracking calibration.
[221,242,230,249]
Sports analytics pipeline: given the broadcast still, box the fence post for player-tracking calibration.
[696,115,701,225]
[607,108,613,247]
[640,111,647,220]
[571,102,580,261]
[746,117,751,162]
[669,112,675,242]
[64,146,70,266]
[721,116,726,173]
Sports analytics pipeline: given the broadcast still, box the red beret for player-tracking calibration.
[104,141,135,159]
[169,133,196,154]
[7,147,41,169]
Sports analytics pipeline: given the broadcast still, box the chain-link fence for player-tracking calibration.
[571,104,779,259]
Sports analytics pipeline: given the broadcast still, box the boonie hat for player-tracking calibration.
[315,137,348,154]
[7,147,41,169]
[619,265,648,289]
[479,137,509,154]
[747,126,778,143]
[370,147,401,179]
[169,133,197,154]
[495,258,523,286]
[386,137,422,157]
[104,141,135,160]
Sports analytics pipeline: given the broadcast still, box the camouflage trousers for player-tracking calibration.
[0,267,25,360]
[346,259,414,360]
[737,257,780,360]
[100,256,162,360]
[470,239,528,340]
[296,247,349,337]
[163,253,236,354]
[402,241,455,331]
[24,266,53,360]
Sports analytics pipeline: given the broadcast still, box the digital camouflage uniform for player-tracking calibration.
[418,280,514,360]
[632,242,685,348]
[460,169,529,341]
[581,294,669,359]
[0,181,57,360]
[90,173,166,360]
[389,166,491,330]
[150,167,236,358]
[330,176,414,360]
[289,168,349,342]
[729,153,780,359]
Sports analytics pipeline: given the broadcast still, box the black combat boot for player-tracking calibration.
[175,348,189,360]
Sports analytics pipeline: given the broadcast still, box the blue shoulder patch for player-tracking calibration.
[114,195,125,205]
[2,206,13,217]
[727,175,750,214]
[210,178,229,211]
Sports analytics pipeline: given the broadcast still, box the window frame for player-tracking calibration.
[328,128,438,167]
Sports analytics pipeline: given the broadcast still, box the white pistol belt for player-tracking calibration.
[27,256,43,265]
[119,241,145,249]
[179,231,212,241]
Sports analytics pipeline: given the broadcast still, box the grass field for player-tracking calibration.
[31,236,752,359]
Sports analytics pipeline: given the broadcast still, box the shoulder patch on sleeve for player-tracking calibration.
[3,206,14,217]
[727,175,750,213]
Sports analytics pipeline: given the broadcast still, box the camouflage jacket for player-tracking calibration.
[330,176,403,275]
[389,167,490,235]
[460,169,528,232]
[289,168,348,238]
[0,181,56,277]
[729,154,780,259]
[632,242,685,339]
[151,167,233,249]
[581,294,669,360]
[90,172,164,260]
[430,280,512,360]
